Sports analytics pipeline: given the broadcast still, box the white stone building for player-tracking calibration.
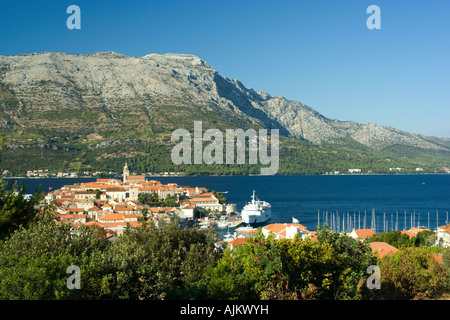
[435,224,450,247]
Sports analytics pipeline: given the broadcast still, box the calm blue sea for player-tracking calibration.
[5,174,450,233]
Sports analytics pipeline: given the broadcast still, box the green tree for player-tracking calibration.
[0,179,43,239]
[138,192,161,207]
[162,195,178,208]
[95,189,103,200]
[140,207,150,227]
[206,230,283,299]
[366,230,436,249]
[414,230,435,247]
[363,247,449,300]
[442,247,450,289]
[274,235,336,299]
[0,217,109,299]
[315,225,377,299]
[103,221,219,300]
[207,227,377,300]
[211,190,227,204]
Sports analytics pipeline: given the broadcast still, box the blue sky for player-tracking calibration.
[0,0,449,137]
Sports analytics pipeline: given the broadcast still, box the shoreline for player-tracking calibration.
[4,172,450,180]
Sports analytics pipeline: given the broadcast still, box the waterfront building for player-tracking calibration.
[189,195,223,212]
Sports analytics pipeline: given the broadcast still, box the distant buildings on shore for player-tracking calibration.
[0,163,449,178]
[22,168,184,178]
[322,167,450,175]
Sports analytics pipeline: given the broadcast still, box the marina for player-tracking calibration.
[196,213,243,230]
[318,208,450,234]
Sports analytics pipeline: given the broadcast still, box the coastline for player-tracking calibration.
[4,172,449,180]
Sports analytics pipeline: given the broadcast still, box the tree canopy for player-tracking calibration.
[0,179,43,240]
[0,213,448,300]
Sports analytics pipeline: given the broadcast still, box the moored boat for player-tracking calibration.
[241,190,271,226]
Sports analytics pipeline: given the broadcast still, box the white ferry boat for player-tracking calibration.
[241,190,271,226]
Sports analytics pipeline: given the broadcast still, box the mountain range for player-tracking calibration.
[0,51,449,175]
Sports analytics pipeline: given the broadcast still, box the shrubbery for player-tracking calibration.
[360,247,449,299]
[0,183,448,300]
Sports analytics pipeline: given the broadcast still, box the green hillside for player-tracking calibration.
[0,127,446,176]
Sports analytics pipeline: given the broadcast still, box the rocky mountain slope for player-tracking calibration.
[0,51,449,165]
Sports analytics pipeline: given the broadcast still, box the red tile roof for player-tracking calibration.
[263,223,308,234]
[369,242,398,259]
[98,213,125,221]
[104,187,126,192]
[228,238,247,246]
[401,230,417,238]
[409,227,430,234]
[437,224,450,233]
[189,197,218,203]
[353,229,375,239]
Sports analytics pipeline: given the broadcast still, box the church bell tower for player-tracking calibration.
[123,162,129,183]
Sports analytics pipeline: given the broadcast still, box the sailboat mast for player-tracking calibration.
[404,210,406,231]
[359,212,361,230]
[317,209,320,227]
[371,208,375,231]
[436,210,439,230]
[331,212,334,231]
[364,210,367,229]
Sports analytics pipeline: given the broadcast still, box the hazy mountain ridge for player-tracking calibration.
[0,51,449,156]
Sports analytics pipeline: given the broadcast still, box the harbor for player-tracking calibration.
[193,190,272,242]
[194,206,450,244]
[317,208,450,234]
